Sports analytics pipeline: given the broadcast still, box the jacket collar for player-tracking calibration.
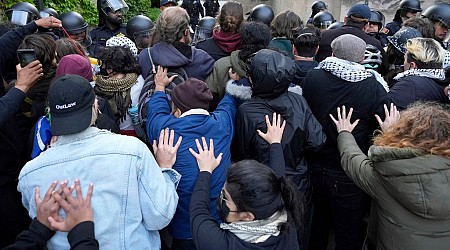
[179,108,209,118]
[52,127,107,147]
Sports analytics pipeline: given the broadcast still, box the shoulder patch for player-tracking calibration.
[380,27,389,35]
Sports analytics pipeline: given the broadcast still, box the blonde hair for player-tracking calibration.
[406,38,445,68]
[374,102,450,158]
[150,7,190,46]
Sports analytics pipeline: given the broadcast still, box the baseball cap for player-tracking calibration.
[347,4,371,21]
[48,75,95,136]
[160,0,177,7]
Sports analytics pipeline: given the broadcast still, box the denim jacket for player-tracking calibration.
[18,127,181,249]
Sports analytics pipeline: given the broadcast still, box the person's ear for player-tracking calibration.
[292,45,298,56]
[239,212,255,222]
[184,28,189,37]
[409,61,417,69]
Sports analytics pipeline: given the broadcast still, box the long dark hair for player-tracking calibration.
[226,160,303,229]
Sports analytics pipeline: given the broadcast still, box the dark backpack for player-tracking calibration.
[134,48,188,143]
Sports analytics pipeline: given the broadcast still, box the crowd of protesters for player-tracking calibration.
[1,0,450,249]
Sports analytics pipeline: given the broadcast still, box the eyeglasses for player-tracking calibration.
[220,188,240,213]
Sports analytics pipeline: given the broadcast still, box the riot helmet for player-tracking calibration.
[313,11,335,30]
[5,2,40,26]
[60,11,92,47]
[126,15,154,49]
[422,3,450,28]
[192,16,216,45]
[362,44,382,69]
[39,7,59,19]
[399,0,422,12]
[246,4,274,26]
[327,21,344,30]
[311,1,327,17]
[369,11,385,27]
[387,27,422,54]
[97,0,128,26]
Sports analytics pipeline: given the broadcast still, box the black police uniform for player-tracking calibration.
[385,20,402,36]
[89,23,127,57]
[204,0,219,17]
[181,0,204,32]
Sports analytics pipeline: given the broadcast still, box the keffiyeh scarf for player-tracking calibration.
[219,210,288,243]
[317,57,389,91]
[393,68,446,81]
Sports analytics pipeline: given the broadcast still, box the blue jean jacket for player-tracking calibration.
[18,127,180,249]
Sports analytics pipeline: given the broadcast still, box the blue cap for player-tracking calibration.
[347,4,371,20]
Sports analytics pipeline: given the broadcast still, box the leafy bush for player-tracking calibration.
[1,0,161,25]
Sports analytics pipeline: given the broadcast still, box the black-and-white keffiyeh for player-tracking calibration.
[393,68,446,81]
[219,210,288,243]
[317,57,389,91]
[443,51,450,69]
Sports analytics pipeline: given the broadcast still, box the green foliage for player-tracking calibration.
[124,0,160,21]
[1,0,161,25]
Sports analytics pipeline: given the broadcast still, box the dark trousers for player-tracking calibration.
[308,167,369,250]
[0,181,31,248]
[171,238,196,250]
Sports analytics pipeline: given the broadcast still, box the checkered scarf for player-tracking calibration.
[317,57,389,91]
[393,68,446,81]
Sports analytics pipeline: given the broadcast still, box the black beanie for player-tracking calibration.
[171,78,213,113]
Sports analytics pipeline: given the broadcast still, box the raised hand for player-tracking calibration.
[35,16,62,29]
[257,112,286,144]
[154,65,177,88]
[375,103,400,132]
[189,137,223,174]
[49,179,94,232]
[329,106,359,133]
[152,128,183,169]
[15,60,43,93]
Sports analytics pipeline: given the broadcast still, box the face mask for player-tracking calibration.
[216,196,230,222]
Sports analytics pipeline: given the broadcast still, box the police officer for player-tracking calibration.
[422,3,450,49]
[312,11,335,31]
[60,11,92,50]
[204,0,220,17]
[5,2,40,26]
[192,16,216,46]
[365,10,388,47]
[246,4,274,26]
[160,0,177,11]
[181,0,205,33]
[90,0,128,57]
[126,15,154,51]
[307,1,327,25]
[385,0,421,36]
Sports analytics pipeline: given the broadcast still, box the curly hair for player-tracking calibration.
[97,46,140,74]
[374,102,450,158]
[270,10,303,40]
[238,21,272,62]
[150,6,190,46]
[19,33,56,74]
[217,1,243,33]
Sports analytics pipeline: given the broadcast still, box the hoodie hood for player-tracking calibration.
[369,145,450,219]
[212,30,241,53]
[151,42,192,67]
[249,49,295,98]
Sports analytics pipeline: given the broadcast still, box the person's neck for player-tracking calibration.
[294,55,314,61]
[105,21,117,30]
[109,72,126,79]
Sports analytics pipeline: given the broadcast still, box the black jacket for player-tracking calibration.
[190,144,299,250]
[316,25,384,63]
[4,218,98,250]
[301,69,388,172]
[292,60,318,85]
[0,22,39,185]
[196,38,229,61]
[388,75,449,111]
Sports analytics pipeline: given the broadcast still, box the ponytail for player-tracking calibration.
[279,176,303,230]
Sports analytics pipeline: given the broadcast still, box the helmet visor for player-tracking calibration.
[102,0,129,13]
[192,27,213,45]
[314,20,333,30]
[7,10,34,25]
[134,31,152,49]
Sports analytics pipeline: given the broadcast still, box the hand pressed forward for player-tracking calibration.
[153,128,183,169]
[329,106,359,133]
[257,112,286,144]
[189,137,223,174]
